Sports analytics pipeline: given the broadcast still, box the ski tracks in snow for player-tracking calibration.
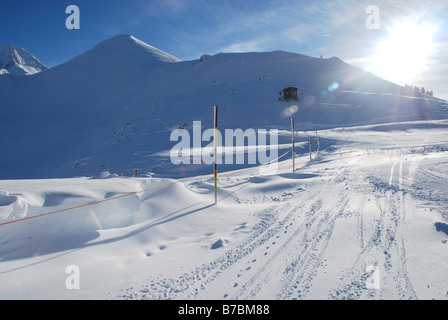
[117,134,431,300]
[117,170,360,300]
[330,140,418,299]
[119,199,312,300]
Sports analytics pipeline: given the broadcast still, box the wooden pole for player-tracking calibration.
[214,106,218,205]
[309,136,312,165]
[291,118,295,172]
[316,130,320,154]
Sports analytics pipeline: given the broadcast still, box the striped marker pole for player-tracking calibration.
[309,136,312,165]
[316,130,320,154]
[214,105,218,205]
[291,117,295,172]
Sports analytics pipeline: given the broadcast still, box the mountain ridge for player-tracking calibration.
[49,34,181,74]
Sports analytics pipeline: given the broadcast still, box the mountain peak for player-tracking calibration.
[84,34,182,66]
[0,45,48,75]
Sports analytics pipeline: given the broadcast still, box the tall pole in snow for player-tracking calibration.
[214,106,218,205]
[291,118,295,172]
[316,130,320,154]
[309,136,312,165]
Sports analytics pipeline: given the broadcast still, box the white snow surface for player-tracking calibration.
[1,35,448,300]
[0,45,48,75]
[1,120,448,300]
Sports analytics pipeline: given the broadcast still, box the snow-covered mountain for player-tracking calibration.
[0,45,48,75]
[1,34,448,301]
[0,34,446,180]
[52,34,181,72]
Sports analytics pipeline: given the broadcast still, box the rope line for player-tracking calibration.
[0,149,292,227]
[0,170,213,227]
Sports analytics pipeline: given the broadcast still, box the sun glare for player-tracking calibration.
[367,19,435,85]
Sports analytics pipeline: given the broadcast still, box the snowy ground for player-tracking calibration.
[1,120,448,300]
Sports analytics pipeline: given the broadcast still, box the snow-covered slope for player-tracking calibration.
[52,34,181,72]
[0,34,446,180]
[1,35,448,301]
[1,120,448,300]
[0,45,48,75]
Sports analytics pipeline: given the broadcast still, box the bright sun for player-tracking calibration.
[367,20,435,85]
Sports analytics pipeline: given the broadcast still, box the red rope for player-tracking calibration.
[0,170,214,226]
[0,149,292,227]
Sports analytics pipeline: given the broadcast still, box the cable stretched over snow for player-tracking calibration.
[0,149,291,227]
[0,171,213,227]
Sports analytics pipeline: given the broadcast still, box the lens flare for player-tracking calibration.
[367,18,436,85]
[281,105,298,118]
[328,82,339,92]
[89,208,103,230]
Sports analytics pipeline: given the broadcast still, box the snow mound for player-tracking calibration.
[0,191,28,221]
[210,238,228,249]
[0,122,448,299]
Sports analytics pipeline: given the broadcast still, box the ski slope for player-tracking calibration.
[1,35,446,180]
[1,120,448,300]
[1,34,448,300]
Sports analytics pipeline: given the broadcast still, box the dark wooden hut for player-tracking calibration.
[283,87,298,101]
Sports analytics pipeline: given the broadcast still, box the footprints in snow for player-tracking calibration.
[222,258,258,299]
[141,244,168,258]
[220,216,299,299]
[142,224,247,257]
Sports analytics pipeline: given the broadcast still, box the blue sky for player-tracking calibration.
[1,0,447,99]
